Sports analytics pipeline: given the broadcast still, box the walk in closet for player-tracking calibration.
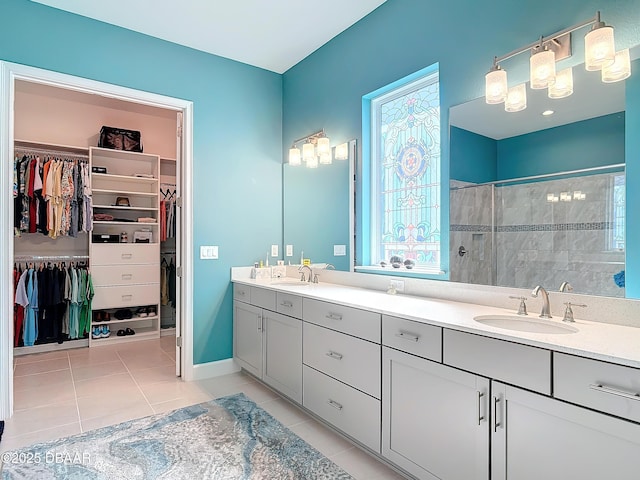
[12,80,180,355]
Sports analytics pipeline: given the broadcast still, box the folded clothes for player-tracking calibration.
[93,213,114,221]
[137,217,156,223]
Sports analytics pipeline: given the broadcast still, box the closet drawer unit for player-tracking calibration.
[303,298,381,343]
[554,353,640,423]
[382,315,442,362]
[92,264,159,287]
[233,283,251,303]
[303,365,381,453]
[276,292,302,319]
[303,322,381,399]
[443,329,551,394]
[91,243,159,266]
[250,287,276,310]
[93,284,160,310]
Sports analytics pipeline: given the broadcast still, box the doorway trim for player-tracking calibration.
[0,61,195,421]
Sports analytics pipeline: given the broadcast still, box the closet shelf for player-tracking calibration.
[92,173,158,184]
[93,221,159,226]
[14,139,89,155]
[93,205,159,212]
[92,189,157,197]
[91,315,159,326]
[90,326,158,345]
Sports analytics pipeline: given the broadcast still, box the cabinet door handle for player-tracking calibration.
[477,391,485,425]
[327,399,343,411]
[257,314,263,332]
[589,383,640,401]
[121,294,133,301]
[326,351,343,360]
[238,290,246,296]
[325,312,343,321]
[121,253,133,259]
[280,300,293,308]
[493,397,501,433]
[121,273,133,280]
[395,331,420,342]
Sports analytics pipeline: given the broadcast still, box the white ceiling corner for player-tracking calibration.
[29,0,387,73]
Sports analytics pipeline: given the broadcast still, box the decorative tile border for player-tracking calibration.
[450,224,492,232]
[451,222,613,233]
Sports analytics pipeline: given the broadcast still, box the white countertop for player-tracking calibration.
[233,277,640,369]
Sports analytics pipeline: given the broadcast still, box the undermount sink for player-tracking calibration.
[270,279,309,286]
[473,315,578,334]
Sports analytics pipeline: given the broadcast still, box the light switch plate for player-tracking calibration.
[333,244,346,256]
[200,245,219,259]
[271,244,278,257]
[286,245,293,257]
[210,246,219,259]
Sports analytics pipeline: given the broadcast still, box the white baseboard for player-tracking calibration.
[190,358,240,381]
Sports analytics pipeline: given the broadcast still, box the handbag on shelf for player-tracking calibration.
[98,126,143,152]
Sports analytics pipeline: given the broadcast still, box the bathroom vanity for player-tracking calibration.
[232,272,640,480]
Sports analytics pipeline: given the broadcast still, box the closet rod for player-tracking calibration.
[161,251,176,255]
[14,147,89,159]
[14,254,89,261]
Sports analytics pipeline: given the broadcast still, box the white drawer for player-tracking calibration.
[303,365,381,453]
[92,264,159,287]
[554,353,640,423]
[233,283,251,303]
[303,298,381,343]
[276,292,302,319]
[444,329,551,394]
[382,315,442,362]
[303,322,381,398]
[251,287,276,310]
[93,284,159,310]
[91,243,159,266]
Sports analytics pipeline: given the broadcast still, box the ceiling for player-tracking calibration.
[30,0,386,74]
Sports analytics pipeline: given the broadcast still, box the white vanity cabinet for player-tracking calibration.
[233,285,302,403]
[491,381,640,480]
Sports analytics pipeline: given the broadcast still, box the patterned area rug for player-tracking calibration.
[1,393,353,479]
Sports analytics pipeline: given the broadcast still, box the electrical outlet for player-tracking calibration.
[271,244,278,257]
[389,279,405,293]
[333,244,346,256]
[286,245,293,257]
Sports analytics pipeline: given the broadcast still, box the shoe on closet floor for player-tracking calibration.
[135,307,148,318]
[147,306,157,317]
[101,325,111,338]
[91,326,102,339]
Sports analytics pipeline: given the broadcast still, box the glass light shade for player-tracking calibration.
[548,67,573,99]
[288,147,301,166]
[585,25,615,71]
[485,68,508,104]
[302,142,315,163]
[530,49,556,89]
[335,142,349,160]
[602,49,631,83]
[505,83,527,113]
[317,137,331,157]
[319,152,332,164]
[306,154,318,169]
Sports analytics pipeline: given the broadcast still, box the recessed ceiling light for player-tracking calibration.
[542,110,554,116]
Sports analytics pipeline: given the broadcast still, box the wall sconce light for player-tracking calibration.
[485,11,629,112]
[288,129,334,168]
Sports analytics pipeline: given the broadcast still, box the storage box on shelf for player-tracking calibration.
[89,147,161,346]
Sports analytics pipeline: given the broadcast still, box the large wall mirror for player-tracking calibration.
[449,50,639,298]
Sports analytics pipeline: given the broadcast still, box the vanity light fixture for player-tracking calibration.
[505,83,527,112]
[287,129,332,168]
[485,11,628,110]
[334,142,349,160]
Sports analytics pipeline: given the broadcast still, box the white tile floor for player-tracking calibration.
[2,337,408,480]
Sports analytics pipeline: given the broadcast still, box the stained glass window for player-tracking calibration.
[611,174,625,251]
[370,72,441,270]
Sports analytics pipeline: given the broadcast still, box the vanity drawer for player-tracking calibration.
[276,292,302,319]
[303,322,381,398]
[92,264,159,287]
[303,365,381,453]
[93,283,159,310]
[233,283,251,303]
[443,329,551,394]
[91,243,159,266]
[554,353,640,423]
[303,298,381,343]
[250,287,276,310]
[382,315,442,362]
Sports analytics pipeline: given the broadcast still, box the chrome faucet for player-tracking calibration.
[559,281,573,293]
[298,265,313,283]
[531,285,552,319]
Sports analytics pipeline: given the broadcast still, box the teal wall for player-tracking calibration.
[450,126,497,183]
[1,0,283,365]
[625,60,640,297]
[283,0,640,281]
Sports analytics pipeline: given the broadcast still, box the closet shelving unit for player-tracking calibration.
[89,147,161,346]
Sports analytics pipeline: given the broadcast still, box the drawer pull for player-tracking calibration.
[238,290,246,296]
[327,399,343,411]
[589,383,640,402]
[325,312,343,321]
[395,331,420,342]
[326,351,343,360]
[280,300,293,308]
[121,253,133,259]
[121,294,133,301]
[477,391,485,425]
[121,274,133,280]
[257,314,263,332]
